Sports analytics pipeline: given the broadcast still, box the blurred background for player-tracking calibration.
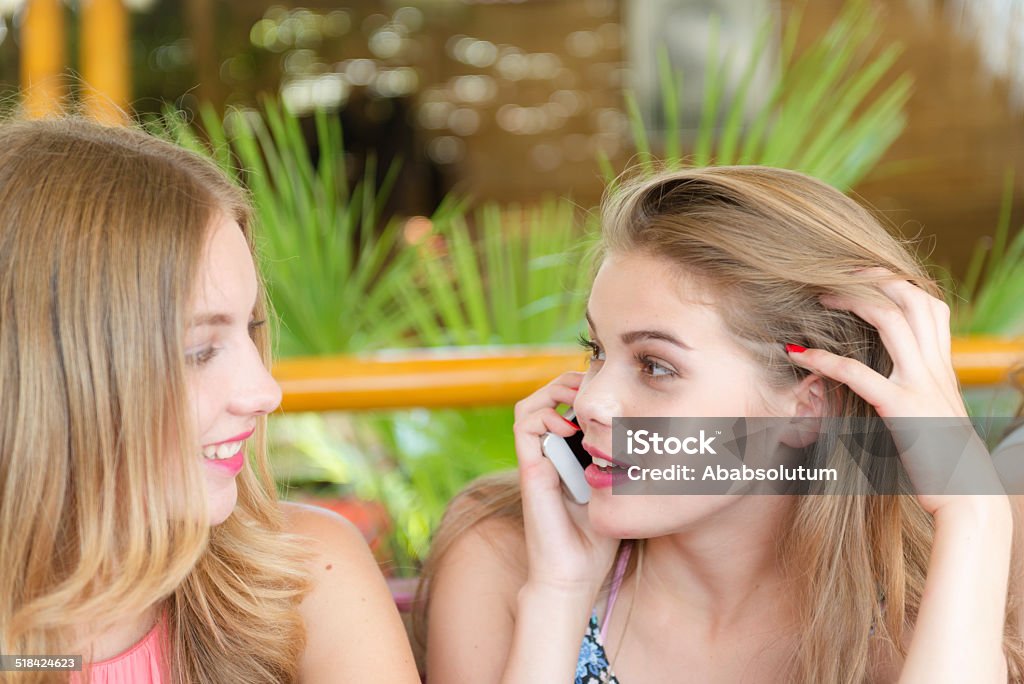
[4,0,1024,264]
[3,0,1024,584]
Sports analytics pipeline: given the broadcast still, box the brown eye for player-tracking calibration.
[186,347,218,366]
[635,354,676,380]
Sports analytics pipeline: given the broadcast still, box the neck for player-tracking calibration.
[72,603,160,663]
[639,495,796,635]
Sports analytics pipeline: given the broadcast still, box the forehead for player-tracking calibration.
[190,214,257,315]
[588,253,727,342]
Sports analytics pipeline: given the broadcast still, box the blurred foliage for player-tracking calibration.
[612,0,911,191]
[951,171,1024,337]
[400,199,596,347]
[158,100,441,357]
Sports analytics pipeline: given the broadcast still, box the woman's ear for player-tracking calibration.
[781,374,827,448]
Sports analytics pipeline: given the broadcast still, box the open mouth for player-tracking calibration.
[591,455,626,472]
[201,440,245,461]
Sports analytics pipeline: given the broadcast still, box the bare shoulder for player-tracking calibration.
[437,512,528,598]
[280,500,367,557]
[426,509,528,683]
[279,501,419,682]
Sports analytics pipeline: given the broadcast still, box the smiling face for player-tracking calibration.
[184,215,282,525]
[574,252,806,538]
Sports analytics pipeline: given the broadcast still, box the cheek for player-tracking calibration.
[680,363,777,415]
[187,374,221,443]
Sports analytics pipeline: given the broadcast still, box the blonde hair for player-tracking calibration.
[419,166,1024,681]
[0,117,311,683]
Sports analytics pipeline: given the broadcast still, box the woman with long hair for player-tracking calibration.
[0,117,420,683]
[421,166,1020,682]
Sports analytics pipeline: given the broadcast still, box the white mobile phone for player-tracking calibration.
[540,410,592,504]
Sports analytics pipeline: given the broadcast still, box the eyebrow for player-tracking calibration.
[586,311,693,350]
[189,293,261,329]
[188,312,234,329]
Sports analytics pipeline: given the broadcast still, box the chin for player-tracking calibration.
[586,495,661,539]
[586,492,734,539]
[206,481,239,525]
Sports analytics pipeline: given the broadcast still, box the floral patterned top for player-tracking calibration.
[575,544,631,684]
[575,612,620,684]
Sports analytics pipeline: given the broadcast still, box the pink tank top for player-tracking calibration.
[71,616,166,684]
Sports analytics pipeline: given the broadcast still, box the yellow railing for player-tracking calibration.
[273,337,1024,412]
[19,0,130,121]
[19,0,67,118]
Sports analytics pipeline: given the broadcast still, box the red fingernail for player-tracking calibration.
[562,417,580,430]
[785,343,807,354]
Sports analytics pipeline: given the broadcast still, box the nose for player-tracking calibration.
[573,365,622,433]
[230,345,283,417]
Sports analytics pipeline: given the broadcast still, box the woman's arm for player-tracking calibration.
[994,429,1024,635]
[899,498,1012,683]
[427,372,618,683]
[281,501,420,683]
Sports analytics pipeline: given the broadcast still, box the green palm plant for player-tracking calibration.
[616,0,911,189]
[945,172,1024,420]
[159,100,434,357]
[952,172,1024,336]
[401,198,596,346]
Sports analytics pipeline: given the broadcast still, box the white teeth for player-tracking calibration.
[592,456,615,469]
[202,440,244,460]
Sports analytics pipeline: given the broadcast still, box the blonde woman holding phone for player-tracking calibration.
[422,166,1020,683]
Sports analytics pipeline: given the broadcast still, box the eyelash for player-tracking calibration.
[577,333,677,381]
[186,319,266,367]
[634,353,676,380]
[577,332,603,361]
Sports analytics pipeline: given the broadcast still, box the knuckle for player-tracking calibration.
[876,306,902,325]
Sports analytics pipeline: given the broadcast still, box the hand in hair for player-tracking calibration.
[784,267,1000,513]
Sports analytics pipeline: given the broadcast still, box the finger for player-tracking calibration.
[517,450,567,532]
[819,293,922,378]
[513,407,581,463]
[551,371,586,387]
[514,384,579,422]
[871,276,949,366]
[868,275,957,390]
[787,345,897,414]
